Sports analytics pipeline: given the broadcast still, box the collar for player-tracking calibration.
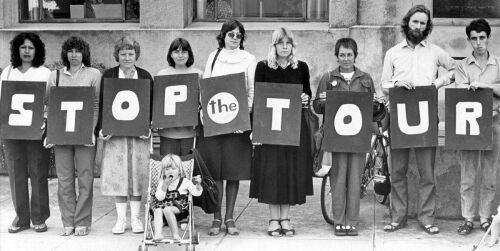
[63,64,85,76]
[401,39,428,49]
[466,51,497,66]
[118,66,138,79]
[331,66,364,80]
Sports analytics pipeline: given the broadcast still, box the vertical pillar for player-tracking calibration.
[329,0,357,28]
[140,0,191,28]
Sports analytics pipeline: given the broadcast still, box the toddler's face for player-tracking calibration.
[163,165,180,182]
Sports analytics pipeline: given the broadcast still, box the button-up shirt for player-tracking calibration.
[381,40,455,89]
[455,52,500,110]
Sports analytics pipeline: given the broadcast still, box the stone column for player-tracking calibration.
[329,0,357,28]
[140,0,192,28]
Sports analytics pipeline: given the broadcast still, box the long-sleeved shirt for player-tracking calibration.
[46,65,101,130]
[381,40,455,90]
[455,52,500,111]
[155,177,202,201]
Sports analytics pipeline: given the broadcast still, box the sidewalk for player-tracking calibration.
[0,176,497,251]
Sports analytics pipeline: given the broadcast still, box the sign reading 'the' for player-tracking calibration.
[102,78,151,137]
[445,88,492,150]
[0,81,46,140]
[47,87,94,145]
[389,86,438,149]
[200,73,250,137]
[322,91,373,153]
[252,82,302,146]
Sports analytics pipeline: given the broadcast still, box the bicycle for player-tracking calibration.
[320,101,391,225]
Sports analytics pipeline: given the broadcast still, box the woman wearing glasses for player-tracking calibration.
[197,19,256,236]
[249,28,313,237]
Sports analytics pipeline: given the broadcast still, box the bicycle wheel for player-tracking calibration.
[372,140,389,205]
[361,153,374,199]
[320,175,335,225]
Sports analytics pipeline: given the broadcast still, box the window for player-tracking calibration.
[195,0,328,21]
[434,0,500,18]
[19,0,140,22]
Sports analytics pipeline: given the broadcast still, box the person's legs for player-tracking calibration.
[112,196,127,234]
[163,206,181,239]
[387,147,410,227]
[330,152,347,225]
[208,180,223,235]
[130,195,144,233]
[26,140,50,227]
[346,153,365,227]
[73,145,96,232]
[4,140,30,229]
[279,204,294,236]
[225,180,240,235]
[479,122,500,225]
[459,150,479,221]
[268,204,281,236]
[153,208,164,240]
[55,145,77,228]
[414,146,438,233]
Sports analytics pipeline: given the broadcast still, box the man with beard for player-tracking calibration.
[455,19,500,236]
[380,5,455,234]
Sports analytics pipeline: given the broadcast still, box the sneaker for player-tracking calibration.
[112,218,126,234]
[131,217,144,233]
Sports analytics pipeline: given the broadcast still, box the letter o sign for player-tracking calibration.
[112,90,140,121]
[207,92,239,124]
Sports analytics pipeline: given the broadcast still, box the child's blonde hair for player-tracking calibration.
[161,154,187,178]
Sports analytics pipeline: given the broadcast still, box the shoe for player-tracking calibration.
[34,223,47,232]
[60,227,75,236]
[74,226,90,236]
[153,234,164,242]
[279,219,295,237]
[334,224,346,236]
[131,217,144,233]
[208,219,222,236]
[457,220,473,235]
[384,222,406,232]
[480,220,492,232]
[267,219,282,237]
[8,225,30,233]
[346,225,358,236]
[112,217,126,234]
[225,219,240,235]
[422,225,440,235]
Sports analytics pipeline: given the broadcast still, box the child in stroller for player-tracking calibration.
[152,154,202,241]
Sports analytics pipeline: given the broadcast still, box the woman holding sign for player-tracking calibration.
[249,28,313,237]
[198,19,256,236]
[46,36,102,236]
[313,38,375,236]
[98,36,153,234]
[1,32,51,233]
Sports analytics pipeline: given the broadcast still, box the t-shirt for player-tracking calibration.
[340,72,355,83]
[0,65,51,98]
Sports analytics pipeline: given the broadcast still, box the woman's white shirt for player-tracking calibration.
[0,65,51,99]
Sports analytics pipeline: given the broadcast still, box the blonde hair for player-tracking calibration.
[266,27,298,70]
[161,154,187,178]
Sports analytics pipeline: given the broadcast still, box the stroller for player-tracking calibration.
[138,148,201,251]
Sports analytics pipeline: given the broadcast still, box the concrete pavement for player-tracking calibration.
[0,176,498,251]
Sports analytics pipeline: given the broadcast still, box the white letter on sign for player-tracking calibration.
[164,85,187,115]
[266,98,290,131]
[334,104,362,136]
[456,102,482,135]
[61,101,83,132]
[112,90,140,121]
[397,101,429,135]
[9,94,34,126]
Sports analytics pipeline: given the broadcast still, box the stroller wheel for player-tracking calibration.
[185,244,196,251]
[138,242,148,251]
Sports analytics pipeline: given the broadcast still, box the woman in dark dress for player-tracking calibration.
[250,27,313,237]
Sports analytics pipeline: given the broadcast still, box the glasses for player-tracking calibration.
[227,32,243,39]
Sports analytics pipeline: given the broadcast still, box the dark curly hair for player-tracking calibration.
[167,38,194,68]
[216,19,246,49]
[466,19,491,39]
[10,32,46,68]
[401,5,433,41]
[61,36,91,68]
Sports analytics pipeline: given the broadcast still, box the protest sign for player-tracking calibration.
[252,82,302,146]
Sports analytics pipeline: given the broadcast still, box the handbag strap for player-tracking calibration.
[192,148,213,179]
[56,69,60,87]
[210,48,222,74]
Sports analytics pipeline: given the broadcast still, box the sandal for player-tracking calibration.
[480,220,492,232]
[346,225,358,236]
[267,219,282,237]
[384,222,406,232]
[8,225,30,234]
[422,225,440,235]
[34,223,48,232]
[208,219,222,236]
[225,219,240,235]
[279,219,295,237]
[334,224,346,236]
[60,227,75,236]
[74,226,90,236]
[457,220,473,235]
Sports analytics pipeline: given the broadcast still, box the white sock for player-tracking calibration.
[130,201,142,219]
[115,202,127,220]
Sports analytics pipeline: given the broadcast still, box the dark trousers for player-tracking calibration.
[4,139,50,227]
[159,137,194,156]
[389,147,437,226]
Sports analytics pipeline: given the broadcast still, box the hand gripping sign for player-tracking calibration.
[0,81,46,140]
[389,86,438,149]
[102,78,151,137]
[47,87,95,145]
[252,82,302,146]
[199,73,251,137]
[152,73,199,129]
[322,91,373,153]
[445,88,492,150]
